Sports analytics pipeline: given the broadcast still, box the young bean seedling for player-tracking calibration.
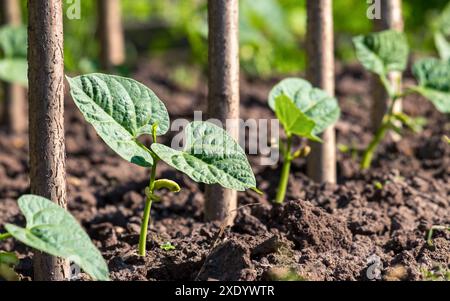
[268,78,340,203]
[353,30,450,169]
[67,74,258,256]
[0,195,109,281]
[0,25,28,86]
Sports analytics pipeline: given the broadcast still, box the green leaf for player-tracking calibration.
[4,195,110,281]
[0,59,28,86]
[0,25,27,58]
[274,94,321,142]
[268,78,340,135]
[412,58,450,113]
[151,121,256,191]
[353,30,409,76]
[67,74,170,167]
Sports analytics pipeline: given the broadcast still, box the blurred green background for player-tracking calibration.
[18,0,450,78]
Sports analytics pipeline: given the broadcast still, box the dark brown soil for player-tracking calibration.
[0,61,449,281]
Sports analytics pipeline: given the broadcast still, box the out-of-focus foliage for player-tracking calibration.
[11,0,450,77]
[0,25,28,86]
[431,1,450,60]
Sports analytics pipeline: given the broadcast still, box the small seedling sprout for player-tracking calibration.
[268,78,340,203]
[353,30,450,169]
[160,242,176,251]
[427,225,450,247]
[67,74,258,257]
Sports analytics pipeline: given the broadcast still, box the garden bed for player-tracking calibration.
[0,61,448,281]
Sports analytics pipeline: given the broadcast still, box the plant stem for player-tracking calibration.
[361,122,389,170]
[0,233,12,241]
[360,92,404,170]
[275,135,293,204]
[138,125,159,256]
[138,156,158,257]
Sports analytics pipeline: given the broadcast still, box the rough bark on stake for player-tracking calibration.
[0,0,27,135]
[306,0,337,184]
[97,0,125,70]
[371,0,404,131]
[205,0,240,225]
[28,0,69,281]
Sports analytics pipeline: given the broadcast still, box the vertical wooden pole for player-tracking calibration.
[98,0,125,70]
[306,0,337,184]
[205,0,239,225]
[28,0,69,281]
[371,0,404,131]
[0,0,27,135]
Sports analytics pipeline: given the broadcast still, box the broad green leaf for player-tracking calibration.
[268,78,340,135]
[4,195,109,281]
[151,121,256,191]
[412,58,450,113]
[274,94,321,142]
[0,59,28,86]
[353,30,409,76]
[0,25,27,58]
[67,74,170,167]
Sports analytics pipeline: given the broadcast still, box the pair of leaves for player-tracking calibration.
[4,195,109,281]
[68,74,257,192]
[268,78,340,140]
[353,30,409,77]
[0,25,28,86]
[354,30,450,114]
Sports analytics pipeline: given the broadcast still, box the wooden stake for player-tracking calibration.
[0,0,27,135]
[306,0,337,184]
[98,0,126,70]
[28,0,69,281]
[371,0,404,131]
[205,0,239,225]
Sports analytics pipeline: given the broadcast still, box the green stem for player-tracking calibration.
[360,92,404,170]
[0,233,12,241]
[138,157,158,257]
[138,124,159,257]
[275,136,293,204]
[361,123,389,170]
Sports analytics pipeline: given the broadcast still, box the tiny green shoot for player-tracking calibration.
[160,242,176,251]
[373,181,384,190]
[268,78,340,203]
[427,225,450,247]
[67,73,258,257]
[353,30,450,169]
